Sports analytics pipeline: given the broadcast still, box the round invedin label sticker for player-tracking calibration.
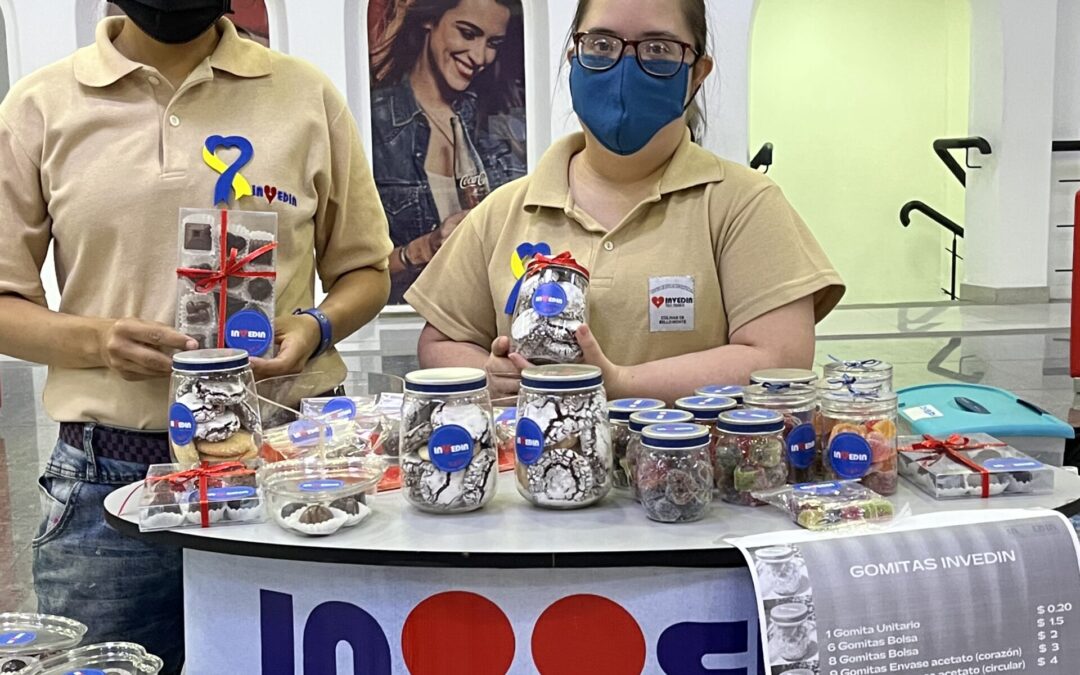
[495,407,518,424]
[983,457,1044,471]
[321,397,357,421]
[299,479,345,492]
[205,486,257,502]
[0,631,36,647]
[168,403,197,446]
[531,282,568,317]
[787,423,817,470]
[793,481,844,496]
[224,309,273,356]
[515,418,545,465]
[428,425,475,473]
[289,420,332,447]
[829,433,873,479]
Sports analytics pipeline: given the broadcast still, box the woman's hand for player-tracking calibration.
[487,336,532,398]
[428,210,470,253]
[250,313,323,381]
[575,324,631,398]
[97,318,198,381]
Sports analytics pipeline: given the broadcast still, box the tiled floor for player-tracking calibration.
[1,302,1076,614]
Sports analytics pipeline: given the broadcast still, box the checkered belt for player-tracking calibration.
[59,422,172,465]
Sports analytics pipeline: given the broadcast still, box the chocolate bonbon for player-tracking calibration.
[259,456,385,537]
[898,433,1054,499]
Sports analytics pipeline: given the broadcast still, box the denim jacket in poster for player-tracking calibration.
[370,79,527,303]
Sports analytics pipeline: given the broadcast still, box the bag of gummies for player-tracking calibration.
[509,252,590,364]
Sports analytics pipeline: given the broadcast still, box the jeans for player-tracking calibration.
[32,430,184,674]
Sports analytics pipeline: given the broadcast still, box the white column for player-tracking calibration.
[963,0,1058,303]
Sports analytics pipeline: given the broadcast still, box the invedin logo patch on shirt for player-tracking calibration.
[649,276,696,332]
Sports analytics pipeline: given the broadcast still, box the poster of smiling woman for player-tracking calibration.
[369,0,527,304]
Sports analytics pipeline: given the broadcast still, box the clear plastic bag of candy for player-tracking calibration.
[752,480,895,530]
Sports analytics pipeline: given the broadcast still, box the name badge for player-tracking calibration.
[649,276,695,332]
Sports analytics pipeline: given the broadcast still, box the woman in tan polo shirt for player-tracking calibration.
[405,0,845,400]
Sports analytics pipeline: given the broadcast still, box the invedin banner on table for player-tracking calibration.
[183,552,765,674]
[731,510,1080,675]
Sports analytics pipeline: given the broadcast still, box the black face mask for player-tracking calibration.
[110,0,231,44]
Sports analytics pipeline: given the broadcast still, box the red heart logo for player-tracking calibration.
[651,296,665,309]
[264,185,278,204]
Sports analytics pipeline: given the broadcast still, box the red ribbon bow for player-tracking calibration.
[176,210,278,348]
[909,434,1007,498]
[148,461,255,528]
[526,251,590,280]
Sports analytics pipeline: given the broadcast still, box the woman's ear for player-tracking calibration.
[566,46,575,65]
[692,55,714,90]
[422,20,434,31]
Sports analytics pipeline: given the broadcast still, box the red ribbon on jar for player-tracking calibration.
[909,433,1007,498]
[150,461,255,528]
[176,210,278,348]
[526,251,591,280]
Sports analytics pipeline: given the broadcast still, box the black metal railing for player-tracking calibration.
[750,142,773,173]
[1053,140,1080,153]
[900,201,965,301]
[933,137,992,187]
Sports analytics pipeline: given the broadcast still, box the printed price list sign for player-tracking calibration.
[734,512,1080,675]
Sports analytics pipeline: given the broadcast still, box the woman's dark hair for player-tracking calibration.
[370,0,524,116]
[570,0,709,141]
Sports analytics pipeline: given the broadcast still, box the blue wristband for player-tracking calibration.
[294,308,333,359]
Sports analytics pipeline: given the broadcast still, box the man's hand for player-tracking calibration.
[98,318,197,381]
[486,336,531,399]
[250,313,323,381]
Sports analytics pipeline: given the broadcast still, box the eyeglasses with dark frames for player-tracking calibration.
[573,31,699,79]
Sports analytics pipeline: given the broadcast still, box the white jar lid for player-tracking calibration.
[521,365,603,391]
[404,368,487,395]
[172,348,249,373]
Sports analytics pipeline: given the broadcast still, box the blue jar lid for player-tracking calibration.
[695,384,744,401]
[607,398,665,421]
[629,409,694,432]
[641,423,711,450]
[172,348,250,373]
[716,408,785,434]
[674,395,738,421]
[521,365,603,391]
[404,367,487,395]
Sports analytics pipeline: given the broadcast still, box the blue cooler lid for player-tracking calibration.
[896,384,1074,439]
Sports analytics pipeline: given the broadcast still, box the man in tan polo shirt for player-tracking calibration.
[0,2,391,670]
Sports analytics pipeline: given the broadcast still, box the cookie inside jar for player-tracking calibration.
[169,349,262,465]
[509,252,590,365]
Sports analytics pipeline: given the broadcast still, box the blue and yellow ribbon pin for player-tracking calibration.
[504,241,551,314]
[203,135,254,206]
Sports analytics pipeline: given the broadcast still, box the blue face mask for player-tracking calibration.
[570,56,690,156]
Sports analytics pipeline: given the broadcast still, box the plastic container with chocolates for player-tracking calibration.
[636,423,714,523]
[0,614,86,673]
[23,642,162,675]
[624,409,694,500]
[138,462,263,531]
[743,383,819,483]
[176,208,277,356]
[753,480,895,530]
[608,398,665,489]
[819,389,898,495]
[169,349,261,465]
[695,385,744,405]
[515,365,612,509]
[259,456,386,536]
[400,368,498,514]
[713,409,788,505]
[509,252,590,364]
[898,433,1054,499]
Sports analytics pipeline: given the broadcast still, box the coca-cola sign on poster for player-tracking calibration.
[368,0,529,304]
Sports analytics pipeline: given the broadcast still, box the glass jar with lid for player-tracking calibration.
[743,383,820,483]
[636,423,713,523]
[515,365,611,508]
[400,368,498,513]
[823,357,893,393]
[753,545,804,597]
[768,602,815,662]
[819,388,898,495]
[625,409,694,500]
[694,385,744,405]
[509,252,590,365]
[714,409,787,506]
[750,368,818,387]
[169,348,261,465]
[675,395,738,469]
[608,398,665,490]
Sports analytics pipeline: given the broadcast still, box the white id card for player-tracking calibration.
[649,276,695,332]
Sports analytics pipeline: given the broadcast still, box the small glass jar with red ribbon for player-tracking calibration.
[509,251,590,364]
[138,461,263,531]
[819,388,898,495]
[898,433,1054,499]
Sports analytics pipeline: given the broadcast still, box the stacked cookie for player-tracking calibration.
[172,374,260,464]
